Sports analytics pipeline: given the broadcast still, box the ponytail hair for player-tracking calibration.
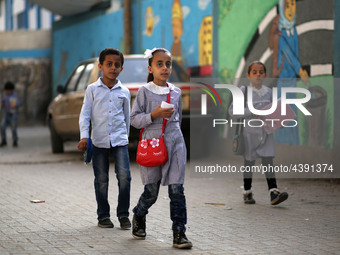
[147,73,154,83]
[144,48,171,82]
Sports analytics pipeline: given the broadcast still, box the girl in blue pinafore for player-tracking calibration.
[130,48,192,249]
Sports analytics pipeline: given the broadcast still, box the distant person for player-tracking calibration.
[130,48,192,249]
[77,48,132,230]
[228,61,288,205]
[1,81,22,147]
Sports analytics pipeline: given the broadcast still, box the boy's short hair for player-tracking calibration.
[4,81,15,91]
[99,48,124,66]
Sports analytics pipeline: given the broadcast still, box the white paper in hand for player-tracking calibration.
[161,101,174,109]
[161,101,174,120]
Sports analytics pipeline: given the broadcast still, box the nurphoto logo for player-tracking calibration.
[200,84,312,128]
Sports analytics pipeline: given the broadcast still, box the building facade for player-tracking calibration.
[0,0,56,31]
[0,0,57,123]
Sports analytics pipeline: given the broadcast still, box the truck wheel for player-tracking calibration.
[49,119,64,153]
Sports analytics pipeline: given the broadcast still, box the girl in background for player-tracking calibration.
[229,61,288,205]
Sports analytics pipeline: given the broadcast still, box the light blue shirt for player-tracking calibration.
[79,78,130,148]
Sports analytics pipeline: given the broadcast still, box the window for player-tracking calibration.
[76,63,94,91]
[65,65,85,92]
[17,11,25,29]
[119,59,148,83]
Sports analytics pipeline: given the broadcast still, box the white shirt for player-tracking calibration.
[79,78,131,148]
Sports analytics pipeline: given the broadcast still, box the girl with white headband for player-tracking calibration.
[130,48,192,249]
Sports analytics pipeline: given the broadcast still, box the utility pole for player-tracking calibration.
[124,0,132,54]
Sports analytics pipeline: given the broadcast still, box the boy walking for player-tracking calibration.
[1,81,22,147]
[78,48,132,229]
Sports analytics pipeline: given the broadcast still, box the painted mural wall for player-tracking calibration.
[218,0,334,150]
[53,0,213,92]
[52,10,124,92]
[136,0,212,69]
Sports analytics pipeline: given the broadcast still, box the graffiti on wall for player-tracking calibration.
[53,10,124,91]
[145,6,156,37]
[171,0,184,66]
[218,0,334,149]
[199,16,213,66]
[269,0,309,145]
[0,59,51,123]
[141,0,212,70]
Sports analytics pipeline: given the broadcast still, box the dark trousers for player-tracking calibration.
[1,112,18,143]
[243,157,277,191]
[133,181,187,232]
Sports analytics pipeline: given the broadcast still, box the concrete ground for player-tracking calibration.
[0,125,339,254]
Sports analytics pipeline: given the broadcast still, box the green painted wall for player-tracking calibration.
[218,0,277,79]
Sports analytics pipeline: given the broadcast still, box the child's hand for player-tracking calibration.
[77,138,88,152]
[151,104,174,120]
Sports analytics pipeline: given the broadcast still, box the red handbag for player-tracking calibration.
[136,90,170,167]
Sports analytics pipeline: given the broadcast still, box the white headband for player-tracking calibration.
[143,48,171,59]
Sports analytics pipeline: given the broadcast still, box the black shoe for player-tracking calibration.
[132,214,146,240]
[13,141,18,147]
[0,141,7,147]
[270,189,288,205]
[119,217,131,230]
[98,218,114,228]
[243,191,256,204]
[173,231,193,249]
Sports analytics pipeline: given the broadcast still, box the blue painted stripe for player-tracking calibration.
[37,6,41,29]
[6,0,13,30]
[0,49,51,58]
[51,14,55,23]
